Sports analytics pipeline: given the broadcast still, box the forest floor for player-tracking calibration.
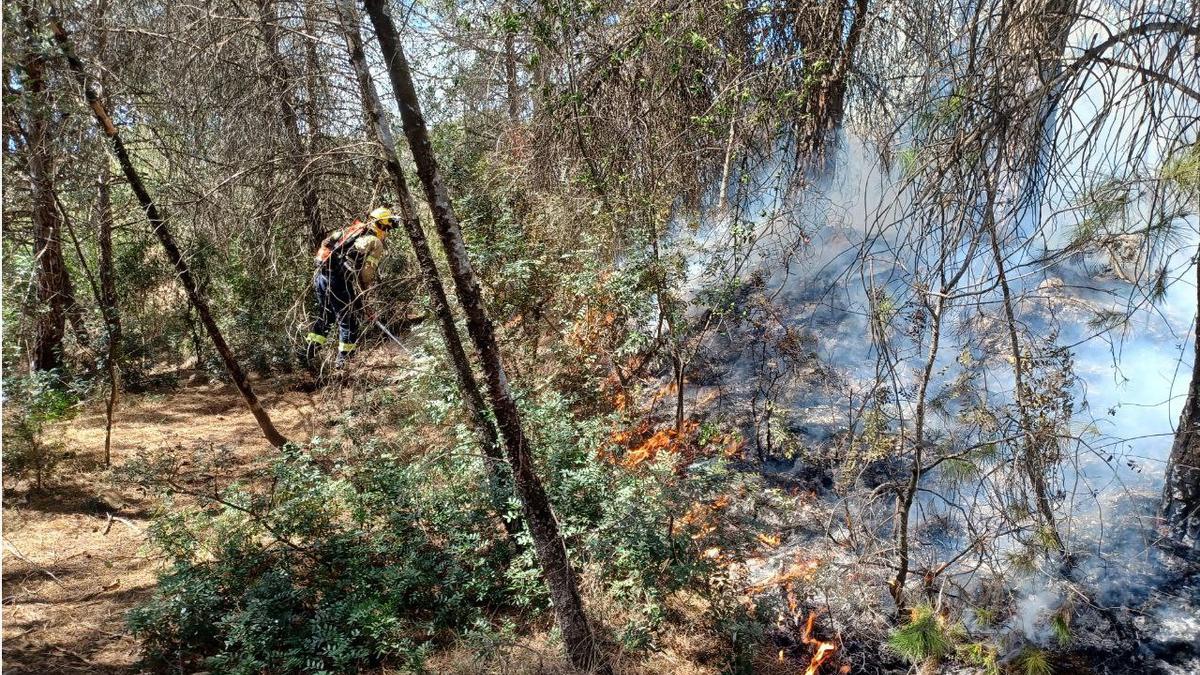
[1,372,323,674]
[0,357,829,675]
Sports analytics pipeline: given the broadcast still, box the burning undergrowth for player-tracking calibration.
[602,127,1200,671]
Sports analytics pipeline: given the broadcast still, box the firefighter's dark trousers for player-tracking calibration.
[306,269,361,365]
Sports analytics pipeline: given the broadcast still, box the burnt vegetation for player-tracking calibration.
[2,0,1199,673]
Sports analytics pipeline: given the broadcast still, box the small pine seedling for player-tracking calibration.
[888,605,952,663]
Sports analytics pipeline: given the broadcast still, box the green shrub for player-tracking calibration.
[126,443,511,673]
[127,391,735,673]
[521,391,726,626]
[2,371,81,489]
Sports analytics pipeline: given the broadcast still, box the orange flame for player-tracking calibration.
[617,420,698,468]
[677,494,732,541]
[800,612,837,675]
[648,380,678,406]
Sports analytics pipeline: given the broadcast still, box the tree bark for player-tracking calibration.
[794,0,870,158]
[98,168,123,466]
[337,0,516,537]
[362,1,604,670]
[1162,251,1200,552]
[51,17,289,449]
[20,2,71,374]
[503,12,520,126]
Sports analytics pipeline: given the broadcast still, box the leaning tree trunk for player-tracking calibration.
[984,185,1065,553]
[51,17,289,449]
[1162,252,1200,552]
[362,1,604,670]
[20,2,71,374]
[337,0,517,537]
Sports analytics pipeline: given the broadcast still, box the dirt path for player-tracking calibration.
[2,376,319,674]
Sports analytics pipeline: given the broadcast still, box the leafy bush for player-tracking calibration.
[519,391,727,634]
[127,393,736,672]
[126,441,512,673]
[2,371,81,489]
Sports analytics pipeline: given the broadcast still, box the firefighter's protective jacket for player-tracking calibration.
[315,221,387,290]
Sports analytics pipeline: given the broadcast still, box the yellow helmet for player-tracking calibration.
[369,207,393,227]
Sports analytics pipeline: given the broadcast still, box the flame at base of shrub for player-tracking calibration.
[800,611,839,675]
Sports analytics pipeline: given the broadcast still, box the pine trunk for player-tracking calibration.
[98,167,123,466]
[362,1,604,670]
[1162,253,1200,552]
[21,3,71,374]
[52,17,289,449]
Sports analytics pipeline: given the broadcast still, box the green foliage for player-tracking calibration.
[972,606,999,627]
[126,442,511,673]
[1016,646,1053,675]
[1049,608,1071,646]
[1161,142,1200,200]
[220,226,313,374]
[888,605,953,663]
[521,390,726,632]
[958,641,1000,675]
[941,457,979,483]
[897,147,920,177]
[1,371,81,489]
[127,386,732,672]
[1035,526,1062,552]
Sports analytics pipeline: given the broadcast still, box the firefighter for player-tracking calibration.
[304,207,395,368]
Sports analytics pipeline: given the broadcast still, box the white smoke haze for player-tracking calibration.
[617,1,1200,668]
[659,82,1196,665]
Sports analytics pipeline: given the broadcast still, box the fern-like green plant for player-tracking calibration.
[888,605,952,663]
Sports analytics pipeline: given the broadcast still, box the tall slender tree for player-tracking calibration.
[362,0,604,670]
[97,166,122,466]
[92,0,122,467]
[337,0,516,537]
